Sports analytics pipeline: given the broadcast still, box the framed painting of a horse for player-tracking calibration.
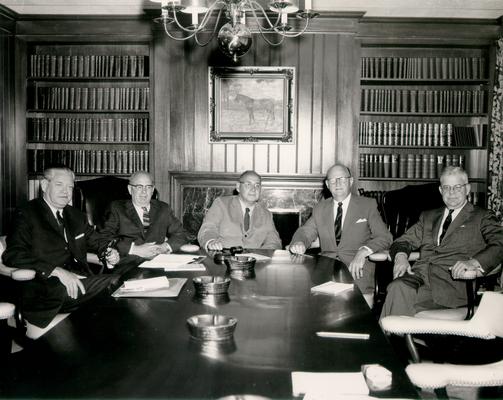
[208,66,295,143]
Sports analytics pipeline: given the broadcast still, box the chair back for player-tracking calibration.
[382,183,444,239]
[73,176,131,229]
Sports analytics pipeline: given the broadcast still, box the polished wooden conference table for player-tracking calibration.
[3,251,418,399]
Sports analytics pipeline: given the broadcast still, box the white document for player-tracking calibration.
[112,278,187,298]
[291,371,369,398]
[239,252,271,261]
[310,281,354,296]
[123,276,170,291]
[139,254,205,270]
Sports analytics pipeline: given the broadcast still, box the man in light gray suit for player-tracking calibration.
[381,166,503,318]
[289,164,392,302]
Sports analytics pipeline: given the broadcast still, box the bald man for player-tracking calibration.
[198,170,281,250]
[98,171,189,269]
[289,164,392,302]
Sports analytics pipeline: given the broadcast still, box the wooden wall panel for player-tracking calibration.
[154,29,361,199]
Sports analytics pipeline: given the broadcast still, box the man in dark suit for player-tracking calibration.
[289,164,392,304]
[381,166,503,318]
[98,171,189,269]
[2,166,120,329]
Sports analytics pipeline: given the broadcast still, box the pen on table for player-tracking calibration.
[189,256,206,264]
[316,331,370,340]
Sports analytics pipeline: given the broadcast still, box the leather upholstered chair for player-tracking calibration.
[73,176,131,230]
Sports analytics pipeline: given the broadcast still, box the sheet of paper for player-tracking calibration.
[239,252,271,261]
[291,371,369,398]
[112,278,187,298]
[139,254,203,269]
[310,281,354,296]
[164,263,206,272]
[123,276,170,291]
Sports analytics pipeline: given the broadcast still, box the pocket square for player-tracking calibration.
[356,218,367,224]
[74,233,85,240]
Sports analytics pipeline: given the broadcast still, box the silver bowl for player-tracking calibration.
[193,276,231,296]
[187,314,238,341]
[224,256,256,270]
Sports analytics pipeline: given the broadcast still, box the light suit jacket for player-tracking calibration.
[290,195,392,266]
[390,202,503,308]
[197,196,281,250]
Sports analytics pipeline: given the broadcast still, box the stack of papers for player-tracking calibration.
[112,277,187,298]
[311,281,353,296]
[139,254,206,271]
[292,371,369,398]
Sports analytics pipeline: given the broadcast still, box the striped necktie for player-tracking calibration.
[56,210,67,241]
[334,202,343,245]
[142,207,150,229]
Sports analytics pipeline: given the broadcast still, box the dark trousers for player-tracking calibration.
[20,274,118,328]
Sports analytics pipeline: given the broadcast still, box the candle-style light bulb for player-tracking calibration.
[281,12,288,25]
[191,11,198,26]
[305,0,312,10]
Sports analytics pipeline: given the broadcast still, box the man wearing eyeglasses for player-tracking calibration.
[381,166,503,318]
[289,164,392,305]
[98,171,189,268]
[197,170,281,250]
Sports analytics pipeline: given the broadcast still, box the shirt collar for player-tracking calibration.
[238,199,255,214]
[43,198,64,220]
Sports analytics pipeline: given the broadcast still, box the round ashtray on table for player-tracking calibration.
[224,256,256,270]
[193,276,231,296]
[187,314,238,341]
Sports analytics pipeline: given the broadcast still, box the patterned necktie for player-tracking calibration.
[56,210,66,241]
[244,207,250,231]
[439,209,454,244]
[334,202,343,245]
[142,206,150,229]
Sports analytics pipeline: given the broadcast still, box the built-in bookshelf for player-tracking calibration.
[26,43,151,199]
[358,46,492,205]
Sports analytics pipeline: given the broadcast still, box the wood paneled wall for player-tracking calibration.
[0,6,17,233]
[153,23,361,200]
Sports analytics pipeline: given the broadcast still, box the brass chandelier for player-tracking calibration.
[151,0,319,61]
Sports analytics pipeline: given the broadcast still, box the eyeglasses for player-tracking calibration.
[240,181,261,190]
[130,184,154,191]
[326,177,351,185]
[440,184,467,193]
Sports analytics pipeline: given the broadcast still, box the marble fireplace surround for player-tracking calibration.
[168,171,331,243]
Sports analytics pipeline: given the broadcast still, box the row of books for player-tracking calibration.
[361,56,486,80]
[28,118,149,143]
[359,188,485,207]
[34,87,150,111]
[359,153,465,179]
[28,149,149,175]
[361,88,485,114]
[359,121,486,147]
[30,54,148,78]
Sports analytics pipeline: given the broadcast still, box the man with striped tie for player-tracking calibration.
[381,166,503,317]
[98,171,189,270]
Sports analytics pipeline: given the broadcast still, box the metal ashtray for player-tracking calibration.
[187,314,238,341]
[224,256,256,270]
[193,276,231,296]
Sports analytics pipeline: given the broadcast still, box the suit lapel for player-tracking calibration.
[321,198,337,248]
[342,197,358,242]
[38,198,65,239]
[432,208,445,244]
[126,201,144,232]
[230,197,244,231]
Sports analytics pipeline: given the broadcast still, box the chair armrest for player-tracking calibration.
[380,315,496,339]
[0,302,15,320]
[406,359,503,389]
[11,269,36,281]
[368,251,420,262]
[87,253,101,265]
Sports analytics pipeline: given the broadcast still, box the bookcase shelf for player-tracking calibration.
[25,42,151,198]
[358,45,492,204]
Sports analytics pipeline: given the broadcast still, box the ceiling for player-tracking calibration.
[2,0,503,19]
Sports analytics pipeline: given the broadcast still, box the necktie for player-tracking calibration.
[142,207,150,229]
[439,209,454,244]
[244,207,250,231]
[56,210,67,241]
[334,202,343,245]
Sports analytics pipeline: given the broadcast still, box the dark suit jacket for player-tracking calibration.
[389,202,503,308]
[290,195,392,266]
[2,198,101,278]
[99,199,188,256]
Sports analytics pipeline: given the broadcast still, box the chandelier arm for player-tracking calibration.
[162,22,199,41]
[245,0,278,30]
[273,18,310,38]
[171,1,222,34]
[193,8,224,47]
